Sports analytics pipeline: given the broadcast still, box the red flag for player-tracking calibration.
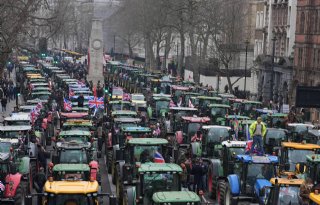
[93,86,97,97]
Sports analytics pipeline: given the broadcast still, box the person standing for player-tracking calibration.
[191,158,205,194]
[249,117,266,155]
[77,93,84,107]
[1,97,7,112]
[33,167,46,205]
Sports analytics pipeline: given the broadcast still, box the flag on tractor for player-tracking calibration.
[88,96,104,109]
[69,89,75,97]
[154,151,165,163]
[64,98,72,111]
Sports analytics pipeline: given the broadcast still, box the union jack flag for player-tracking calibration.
[64,98,72,111]
[0,181,5,192]
[88,96,104,109]
[154,151,165,163]
[30,108,40,124]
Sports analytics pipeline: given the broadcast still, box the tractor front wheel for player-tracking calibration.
[218,181,233,205]
[14,184,25,205]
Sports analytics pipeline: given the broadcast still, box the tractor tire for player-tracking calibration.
[112,164,116,185]
[116,165,123,205]
[14,184,25,205]
[30,160,37,181]
[107,150,112,173]
[218,181,233,205]
[122,189,135,205]
[207,168,216,199]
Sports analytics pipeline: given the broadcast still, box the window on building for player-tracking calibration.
[298,48,303,66]
[300,12,305,33]
[260,11,264,28]
[313,49,317,68]
[256,12,260,28]
[315,11,318,33]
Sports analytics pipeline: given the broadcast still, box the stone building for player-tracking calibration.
[291,0,320,120]
[255,0,296,104]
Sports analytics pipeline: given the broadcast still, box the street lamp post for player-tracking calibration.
[270,36,276,102]
[176,42,179,76]
[244,39,249,97]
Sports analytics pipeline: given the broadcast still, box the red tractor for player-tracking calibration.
[0,153,28,205]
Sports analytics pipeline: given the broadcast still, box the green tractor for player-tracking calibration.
[207,104,231,125]
[152,191,201,205]
[114,138,169,203]
[217,155,278,205]
[50,141,101,183]
[122,163,200,205]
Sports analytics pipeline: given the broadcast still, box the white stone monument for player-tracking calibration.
[88,19,104,86]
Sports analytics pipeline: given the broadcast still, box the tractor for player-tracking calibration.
[152,191,201,205]
[107,126,152,174]
[207,104,230,125]
[50,141,100,183]
[151,94,171,118]
[122,163,197,205]
[279,142,320,175]
[190,96,222,115]
[264,128,287,155]
[217,155,278,205]
[27,163,116,205]
[114,138,169,203]
[204,140,247,199]
[287,123,314,142]
[0,153,31,205]
[304,154,320,204]
[263,178,304,205]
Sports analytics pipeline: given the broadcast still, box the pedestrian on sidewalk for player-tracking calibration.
[1,97,7,112]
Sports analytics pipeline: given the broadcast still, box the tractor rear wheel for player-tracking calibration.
[14,184,25,205]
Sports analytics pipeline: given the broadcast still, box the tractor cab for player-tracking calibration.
[201,125,232,158]
[280,142,320,175]
[169,107,198,128]
[207,104,230,125]
[0,125,31,155]
[306,154,320,204]
[218,93,236,105]
[264,178,304,205]
[242,100,262,116]
[111,110,137,119]
[264,128,287,154]
[152,94,171,118]
[190,96,222,113]
[287,123,314,142]
[114,138,169,202]
[267,113,288,128]
[61,120,95,132]
[122,163,185,205]
[171,85,191,102]
[4,113,31,126]
[118,127,152,147]
[108,100,134,113]
[52,141,97,165]
[182,92,200,107]
[217,155,278,204]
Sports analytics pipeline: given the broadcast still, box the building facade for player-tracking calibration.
[255,0,296,104]
[292,0,320,120]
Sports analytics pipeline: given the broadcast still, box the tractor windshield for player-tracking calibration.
[288,149,314,170]
[156,101,169,111]
[211,107,227,117]
[187,123,201,137]
[134,145,161,163]
[0,142,11,153]
[143,173,179,198]
[59,150,88,164]
[63,126,90,132]
[246,163,274,188]
[111,103,132,111]
[7,120,30,126]
[47,194,95,205]
[265,129,286,145]
[59,137,88,143]
[275,186,300,205]
[207,128,229,143]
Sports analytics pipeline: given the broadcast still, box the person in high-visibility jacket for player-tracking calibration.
[249,117,267,155]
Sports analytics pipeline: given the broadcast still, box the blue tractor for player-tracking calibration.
[217,154,278,205]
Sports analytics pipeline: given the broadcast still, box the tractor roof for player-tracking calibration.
[152,191,200,203]
[0,153,10,161]
[113,118,141,123]
[236,155,278,163]
[63,120,92,126]
[226,115,250,120]
[310,193,320,204]
[71,107,89,112]
[31,91,51,95]
[4,113,31,121]
[208,104,231,108]
[181,116,210,123]
[169,107,197,111]
[195,96,222,101]
[56,141,91,149]
[270,178,304,186]
[109,100,131,104]
[111,110,137,116]
[171,85,190,91]
[287,123,314,128]
[153,97,171,101]
[121,127,151,132]
[59,130,91,136]
[0,125,31,131]
[128,138,168,145]
[138,163,182,173]
[306,154,320,163]
[202,125,231,130]
[256,109,277,114]
[60,112,88,118]
[222,140,247,148]
[243,100,262,104]
[152,93,171,98]
[53,164,90,172]
[218,93,235,98]
[0,138,19,145]
[270,113,288,117]
[282,142,320,150]
[44,181,99,194]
